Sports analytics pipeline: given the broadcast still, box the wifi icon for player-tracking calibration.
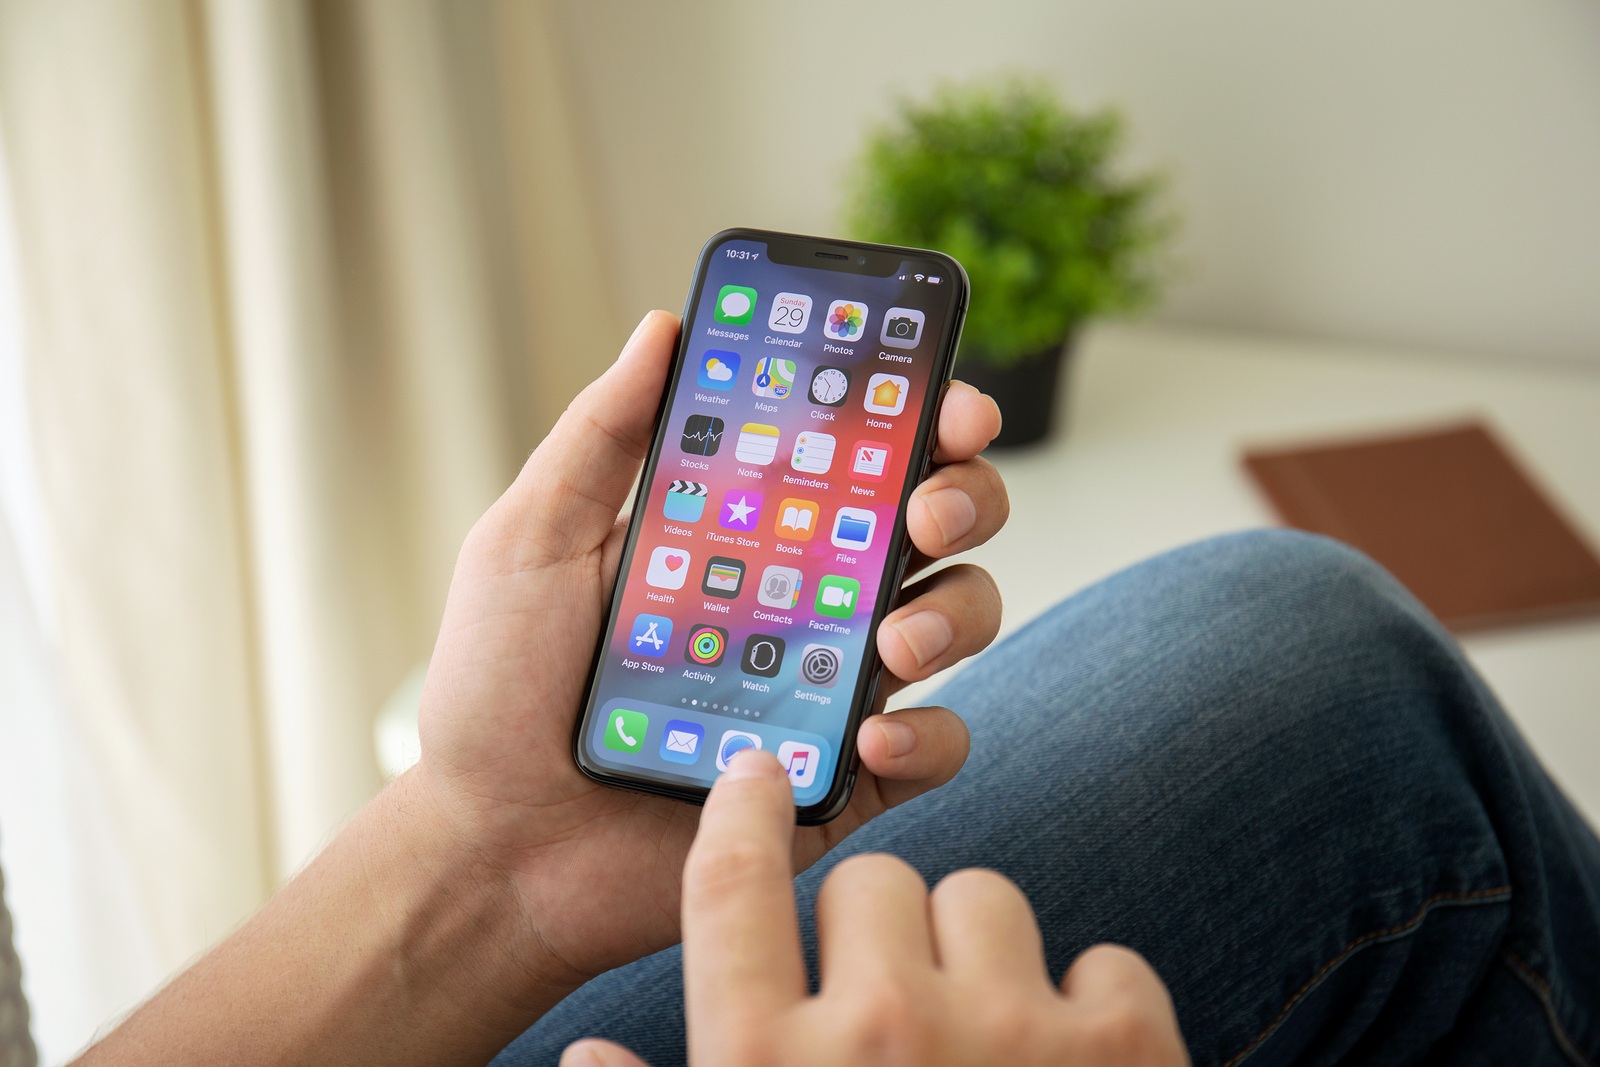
[914,274,925,282]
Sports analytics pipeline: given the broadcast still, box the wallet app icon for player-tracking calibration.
[659,719,704,765]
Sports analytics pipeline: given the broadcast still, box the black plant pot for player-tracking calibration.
[955,338,1073,449]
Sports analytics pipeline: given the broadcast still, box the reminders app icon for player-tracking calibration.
[659,720,703,765]
[698,351,739,390]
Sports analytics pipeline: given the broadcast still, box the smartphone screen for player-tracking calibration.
[573,229,967,822]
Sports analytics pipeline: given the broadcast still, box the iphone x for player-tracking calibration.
[573,229,968,823]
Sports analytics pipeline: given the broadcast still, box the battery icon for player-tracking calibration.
[927,275,942,284]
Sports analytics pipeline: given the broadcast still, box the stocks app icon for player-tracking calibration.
[680,414,724,456]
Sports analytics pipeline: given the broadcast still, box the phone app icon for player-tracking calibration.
[698,350,740,389]
[627,614,673,657]
[751,357,796,399]
[718,489,763,532]
[660,719,704,765]
[757,565,803,609]
[823,299,869,342]
[809,366,850,406]
[741,633,786,677]
[799,643,843,688]
[664,479,708,522]
[815,575,860,619]
[714,285,757,325]
[646,546,691,589]
[774,498,819,540]
[684,624,729,667]
[850,441,891,482]
[680,414,724,455]
[715,729,763,772]
[831,507,877,551]
[777,740,821,788]
[880,307,926,349]
[735,423,779,465]
[790,431,836,474]
[604,708,649,754]
[702,556,745,598]
[768,292,813,334]
[864,374,909,416]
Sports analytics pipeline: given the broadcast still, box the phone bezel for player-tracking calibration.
[571,227,969,824]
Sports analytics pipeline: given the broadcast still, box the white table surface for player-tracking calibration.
[894,322,1600,824]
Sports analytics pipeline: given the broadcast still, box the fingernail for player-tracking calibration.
[921,486,978,547]
[725,747,777,780]
[620,311,655,355]
[888,610,954,669]
[876,718,917,758]
[560,1043,602,1067]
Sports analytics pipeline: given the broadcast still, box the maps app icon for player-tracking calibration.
[698,351,739,390]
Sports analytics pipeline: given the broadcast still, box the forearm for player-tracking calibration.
[76,769,575,1067]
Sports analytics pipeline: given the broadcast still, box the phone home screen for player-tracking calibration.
[577,233,962,815]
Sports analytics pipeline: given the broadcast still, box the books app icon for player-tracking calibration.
[774,498,819,540]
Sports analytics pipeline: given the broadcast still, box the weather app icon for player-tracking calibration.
[698,350,739,390]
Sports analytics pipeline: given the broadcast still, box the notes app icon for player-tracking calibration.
[735,423,779,465]
[774,498,819,541]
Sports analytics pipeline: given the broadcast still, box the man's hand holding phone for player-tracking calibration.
[561,749,1190,1067]
[405,310,1009,1014]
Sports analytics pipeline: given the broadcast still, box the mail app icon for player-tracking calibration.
[659,719,704,765]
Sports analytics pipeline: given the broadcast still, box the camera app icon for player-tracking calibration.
[879,306,925,349]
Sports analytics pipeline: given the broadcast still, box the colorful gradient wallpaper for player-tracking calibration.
[579,236,960,809]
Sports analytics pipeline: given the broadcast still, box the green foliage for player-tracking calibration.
[848,79,1176,367]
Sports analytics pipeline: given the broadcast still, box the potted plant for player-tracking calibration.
[848,79,1175,447]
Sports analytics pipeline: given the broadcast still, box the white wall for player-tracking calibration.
[551,0,1600,367]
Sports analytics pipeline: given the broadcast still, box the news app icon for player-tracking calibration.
[757,565,803,609]
[850,441,891,482]
[830,507,877,551]
[777,740,821,788]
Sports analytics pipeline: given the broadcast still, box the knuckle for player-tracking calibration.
[684,839,783,907]
[840,983,934,1064]
[1077,1001,1166,1063]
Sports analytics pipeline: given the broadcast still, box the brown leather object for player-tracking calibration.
[1243,421,1600,632]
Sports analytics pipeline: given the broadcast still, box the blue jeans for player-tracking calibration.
[494,531,1600,1066]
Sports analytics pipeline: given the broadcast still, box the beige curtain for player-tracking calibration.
[0,0,615,995]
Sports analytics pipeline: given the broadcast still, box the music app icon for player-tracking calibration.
[777,741,821,788]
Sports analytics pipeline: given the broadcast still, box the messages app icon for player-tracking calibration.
[698,350,739,389]
[714,285,757,325]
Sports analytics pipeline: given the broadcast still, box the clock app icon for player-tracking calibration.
[808,366,851,407]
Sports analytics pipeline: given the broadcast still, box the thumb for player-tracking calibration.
[494,310,679,560]
[560,1038,653,1067]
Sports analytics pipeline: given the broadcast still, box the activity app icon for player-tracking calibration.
[714,285,757,325]
[645,546,691,589]
[659,720,704,765]
[627,614,673,658]
[698,350,739,390]
[684,624,728,667]
[663,480,708,522]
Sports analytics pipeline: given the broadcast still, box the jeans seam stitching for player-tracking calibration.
[1501,950,1598,1067]
[1220,885,1513,1067]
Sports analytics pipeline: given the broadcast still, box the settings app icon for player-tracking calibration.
[799,644,842,688]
